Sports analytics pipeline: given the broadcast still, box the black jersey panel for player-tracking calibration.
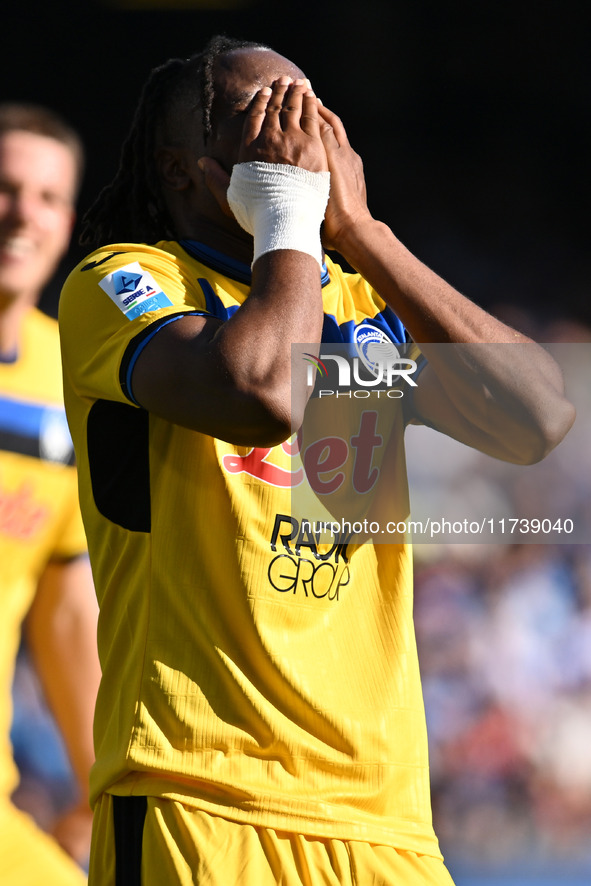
[87,400,151,532]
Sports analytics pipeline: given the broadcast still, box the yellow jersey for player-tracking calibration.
[0,308,87,800]
[59,241,440,857]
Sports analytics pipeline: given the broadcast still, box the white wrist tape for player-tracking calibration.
[227,161,330,268]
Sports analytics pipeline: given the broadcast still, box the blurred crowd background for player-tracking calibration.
[406,406,591,880]
[416,543,591,874]
[3,0,589,882]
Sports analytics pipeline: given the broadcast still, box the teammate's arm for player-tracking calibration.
[131,78,327,447]
[24,555,100,865]
[317,102,575,464]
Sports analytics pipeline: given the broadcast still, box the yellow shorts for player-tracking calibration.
[89,793,455,886]
[0,798,87,886]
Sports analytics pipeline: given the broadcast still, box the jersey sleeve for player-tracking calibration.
[59,244,210,407]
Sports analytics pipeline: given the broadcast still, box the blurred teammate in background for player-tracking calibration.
[60,36,574,885]
[0,103,100,885]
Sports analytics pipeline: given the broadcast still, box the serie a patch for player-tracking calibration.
[98,261,173,320]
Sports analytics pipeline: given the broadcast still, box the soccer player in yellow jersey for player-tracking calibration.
[59,36,574,885]
[0,103,101,884]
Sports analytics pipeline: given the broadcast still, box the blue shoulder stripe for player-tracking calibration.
[198,278,239,322]
[120,310,212,405]
[0,395,74,464]
[181,239,331,287]
[322,307,407,345]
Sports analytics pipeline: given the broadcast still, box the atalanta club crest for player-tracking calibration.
[353,325,401,378]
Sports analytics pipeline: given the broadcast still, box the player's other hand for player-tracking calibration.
[317,102,373,252]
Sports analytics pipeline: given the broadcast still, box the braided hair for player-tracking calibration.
[80,35,268,248]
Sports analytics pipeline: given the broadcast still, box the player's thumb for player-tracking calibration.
[197,157,233,217]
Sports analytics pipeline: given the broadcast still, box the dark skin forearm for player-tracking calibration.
[317,103,575,463]
[133,247,323,446]
[133,78,326,446]
[334,219,572,462]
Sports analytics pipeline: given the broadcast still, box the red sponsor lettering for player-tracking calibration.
[0,481,50,540]
[222,439,304,488]
[222,413,384,495]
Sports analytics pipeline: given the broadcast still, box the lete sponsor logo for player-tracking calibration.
[223,412,385,495]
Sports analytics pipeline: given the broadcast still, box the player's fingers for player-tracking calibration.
[317,102,349,148]
[299,88,322,138]
[242,85,273,142]
[278,78,307,129]
[319,114,339,152]
[260,76,293,130]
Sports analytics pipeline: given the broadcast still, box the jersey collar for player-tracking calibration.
[179,239,331,287]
